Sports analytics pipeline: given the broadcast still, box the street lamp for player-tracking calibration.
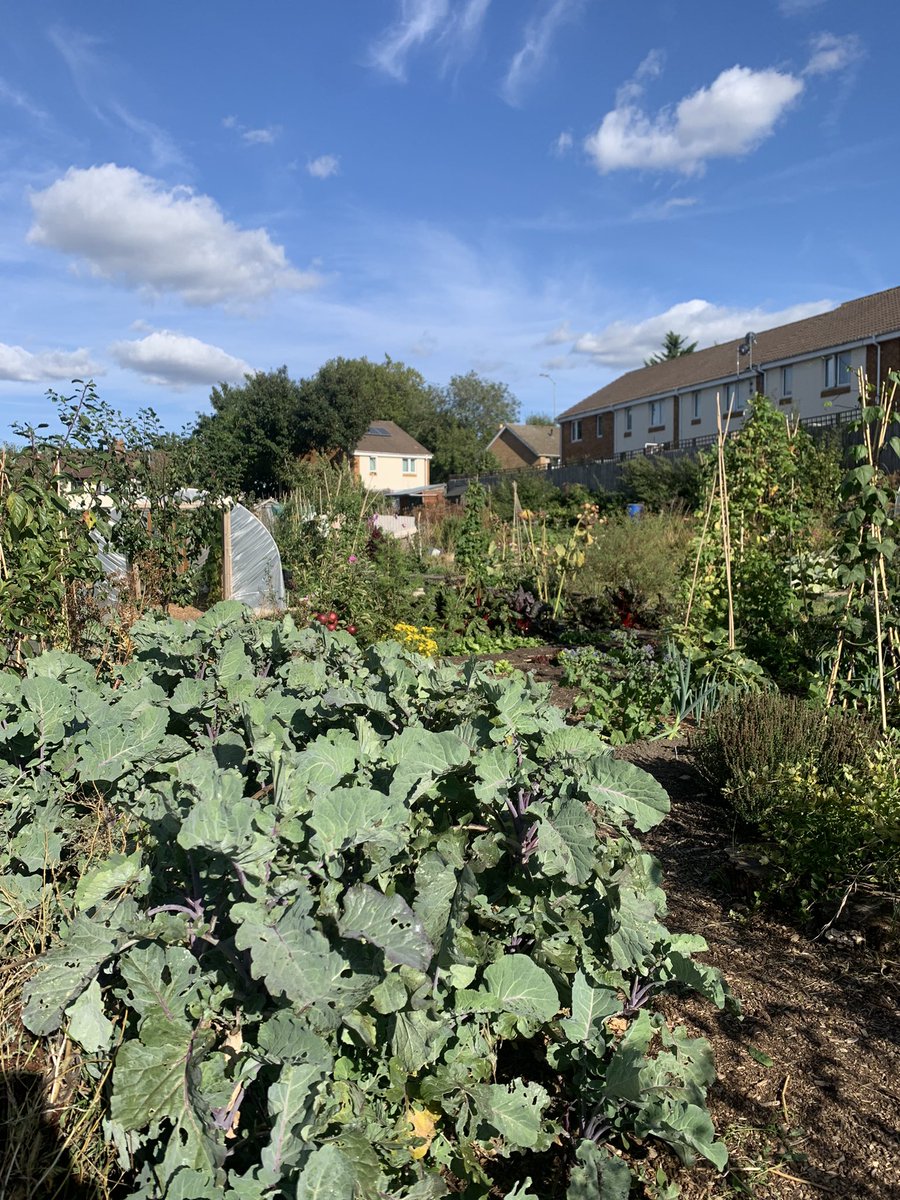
[539,372,557,420]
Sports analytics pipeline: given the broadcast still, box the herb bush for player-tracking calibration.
[755,743,900,910]
[5,604,729,1198]
[693,691,874,825]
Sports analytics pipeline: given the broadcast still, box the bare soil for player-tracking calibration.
[477,648,900,1198]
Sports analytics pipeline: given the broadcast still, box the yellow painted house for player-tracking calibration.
[352,421,433,494]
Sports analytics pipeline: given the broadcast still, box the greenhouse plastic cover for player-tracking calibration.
[230,502,285,610]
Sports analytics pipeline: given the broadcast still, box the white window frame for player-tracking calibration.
[571,419,583,442]
[649,399,662,427]
[824,351,851,389]
[692,391,701,420]
[595,414,604,437]
[401,457,416,473]
[782,365,793,397]
[624,407,633,433]
[368,456,377,473]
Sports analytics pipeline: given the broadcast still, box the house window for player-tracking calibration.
[649,400,662,427]
[624,408,633,433]
[596,414,603,437]
[368,456,377,473]
[782,366,793,397]
[571,419,583,442]
[402,457,416,473]
[824,352,851,389]
[692,391,701,420]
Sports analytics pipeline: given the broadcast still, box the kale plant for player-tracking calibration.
[5,604,729,1198]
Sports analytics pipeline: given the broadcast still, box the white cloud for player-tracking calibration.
[541,321,576,346]
[28,164,320,306]
[223,116,280,145]
[370,0,450,80]
[0,342,100,383]
[109,330,251,388]
[552,131,573,156]
[804,32,864,76]
[370,0,493,80]
[570,297,835,368]
[585,63,804,174]
[243,126,279,145]
[615,48,665,106]
[502,0,580,105]
[307,154,340,179]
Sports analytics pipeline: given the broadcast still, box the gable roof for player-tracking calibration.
[488,423,561,458]
[353,420,432,457]
[559,286,900,421]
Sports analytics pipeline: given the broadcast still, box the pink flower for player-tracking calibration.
[348,554,358,564]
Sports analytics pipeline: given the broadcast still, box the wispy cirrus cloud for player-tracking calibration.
[28,164,319,306]
[804,31,864,76]
[110,329,251,388]
[48,24,186,170]
[369,0,450,80]
[502,0,581,105]
[0,77,50,123]
[0,341,100,383]
[369,0,492,80]
[585,58,804,175]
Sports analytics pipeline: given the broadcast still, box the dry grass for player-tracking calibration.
[0,796,129,1200]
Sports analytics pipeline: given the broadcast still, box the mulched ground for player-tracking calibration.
[476,647,900,1199]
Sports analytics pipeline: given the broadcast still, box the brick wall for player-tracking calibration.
[561,411,613,464]
[868,337,900,387]
[490,428,538,470]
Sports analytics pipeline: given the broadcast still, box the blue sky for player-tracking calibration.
[1,0,895,434]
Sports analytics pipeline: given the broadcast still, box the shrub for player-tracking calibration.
[693,691,875,825]
[6,605,729,1197]
[756,742,900,909]
[574,511,693,628]
[620,455,703,511]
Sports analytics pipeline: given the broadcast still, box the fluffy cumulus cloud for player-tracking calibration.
[109,330,252,388]
[307,154,340,179]
[585,63,804,174]
[28,164,319,306]
[570,297,835,368]
[0,342,99,383]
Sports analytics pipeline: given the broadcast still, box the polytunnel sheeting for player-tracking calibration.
[229,502,285,611]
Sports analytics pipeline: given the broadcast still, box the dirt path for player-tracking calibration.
[477,649,900,1197]
[616,742,899,1199]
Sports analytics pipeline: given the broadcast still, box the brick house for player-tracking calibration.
[486,423,562,470]
[558,286,900,464]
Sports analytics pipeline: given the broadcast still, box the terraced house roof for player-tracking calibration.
[560,286,900,420]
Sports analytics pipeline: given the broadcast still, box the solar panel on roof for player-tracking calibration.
[367,426,389,436]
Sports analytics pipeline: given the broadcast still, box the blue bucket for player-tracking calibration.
[626,503,644,518]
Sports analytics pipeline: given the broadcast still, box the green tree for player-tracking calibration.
[525,412,555,426]
[644,331,698,367]
[422,371,518,481]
